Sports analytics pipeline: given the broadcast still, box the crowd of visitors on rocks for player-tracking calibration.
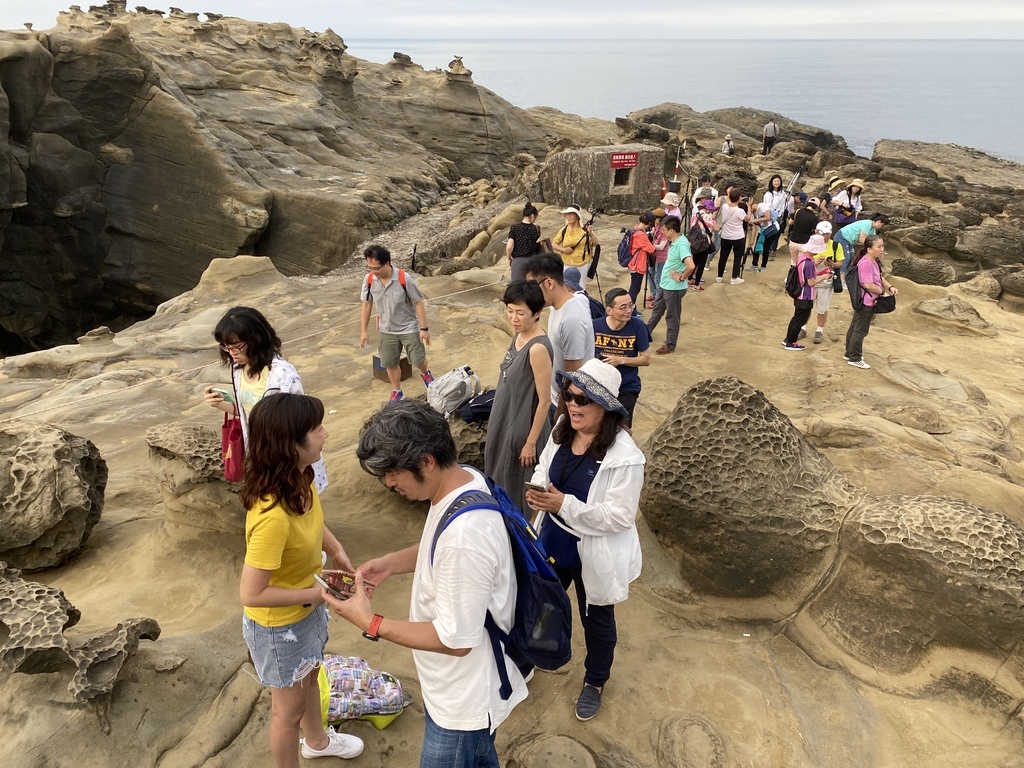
[198,155,900,767]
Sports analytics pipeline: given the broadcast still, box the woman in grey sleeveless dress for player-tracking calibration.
[485,280,553,513]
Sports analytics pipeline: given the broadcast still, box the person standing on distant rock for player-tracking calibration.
[239,393,363,767]
[359,245,433,404]
[835,213,889,276]
[762,118,779,155]
[524,254,596,423]
[845,235,899,369]
[204,305,328,492]
[721,134,735,155]
[506,202,541,283]
[551,204,598,291]
[485,280,552,513]
[647,215,694,354]
[594,287,651,424]
[832,179,865,229]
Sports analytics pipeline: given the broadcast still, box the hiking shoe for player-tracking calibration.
[730,278,744,285]
[783,342,806,351]
[301,727,364,760]
[847,359,871,369]
[813,331,823,344]
[421,369,434,387]
[575,684,603,721]
[715,277,723,283]
[655,345,675,355]
[388,390,404,404]
[798,328,807,340]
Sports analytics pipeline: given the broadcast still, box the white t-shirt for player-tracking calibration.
[719,204,747,240]
[546,297,595,404]
[410,468,527,732]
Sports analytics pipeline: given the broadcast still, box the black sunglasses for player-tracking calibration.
[561,386,594,407]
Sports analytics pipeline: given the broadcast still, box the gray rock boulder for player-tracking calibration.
[953,224,1024,268]
[890,254,957,286]
[912,295,995,335]
[0,422,107,571]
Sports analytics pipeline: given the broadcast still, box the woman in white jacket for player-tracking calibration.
[525,358,645,723]
[204,306,328,492]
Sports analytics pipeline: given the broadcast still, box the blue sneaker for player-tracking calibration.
[388,390,404,404]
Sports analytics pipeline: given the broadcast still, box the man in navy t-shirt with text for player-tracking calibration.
[592,287,651,425]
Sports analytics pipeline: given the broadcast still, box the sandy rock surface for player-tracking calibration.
[4,238,1024,766]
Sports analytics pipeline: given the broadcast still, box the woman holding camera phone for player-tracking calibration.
[203,306,327,491]
[525,359,644,722]
[239,393,361,766]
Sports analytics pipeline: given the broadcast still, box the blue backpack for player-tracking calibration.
[616,230,635,267]
[429,475,572,700]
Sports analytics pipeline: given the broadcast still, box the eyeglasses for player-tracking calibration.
[561,386,594,407]
[219,341,245,352]
[611,302,635,311]
[367,262,386,273]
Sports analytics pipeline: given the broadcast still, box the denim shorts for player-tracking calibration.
[242,606,329,688]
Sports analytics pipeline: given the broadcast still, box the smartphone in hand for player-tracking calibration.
[524,482,547,495]
[210,386,235,404]
[314,573,349,601]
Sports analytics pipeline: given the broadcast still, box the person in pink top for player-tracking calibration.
[844,236,899,370]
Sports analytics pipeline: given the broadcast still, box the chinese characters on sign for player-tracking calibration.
[610,152,639,169]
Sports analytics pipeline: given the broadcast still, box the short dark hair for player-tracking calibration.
[604,287,629,308]
[871,213,890,225]
[700,174,712,184]
[213,306,282,378]
[662,215,682,233]
[356,399,457,481]
[502,280,545,314]
[728,188,741,203]
[522,254,564,284]
[364,244,391,265]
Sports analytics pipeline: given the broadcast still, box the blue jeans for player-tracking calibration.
[836,236,855,275]
[651,261,665,299]
[420,709,499,768]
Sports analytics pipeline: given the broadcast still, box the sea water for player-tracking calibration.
[347,39,1024,164]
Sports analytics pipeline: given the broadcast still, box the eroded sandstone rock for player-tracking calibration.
[0,422,107,571]
[0,562,160,703]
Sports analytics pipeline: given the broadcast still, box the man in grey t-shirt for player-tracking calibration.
[762,118,779,155]
[360,245,433,404]
[524,254,595,421]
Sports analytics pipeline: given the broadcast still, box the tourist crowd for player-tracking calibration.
[203,158,899,767]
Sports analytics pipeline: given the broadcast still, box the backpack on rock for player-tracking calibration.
[426,365,481,418]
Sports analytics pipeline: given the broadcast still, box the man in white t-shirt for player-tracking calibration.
[326,399,526,767]
[525,254,596,421]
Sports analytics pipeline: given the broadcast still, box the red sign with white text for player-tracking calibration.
[610,152,638,169]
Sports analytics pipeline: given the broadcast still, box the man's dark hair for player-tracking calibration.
[523,254,564,284]
[502,279,546,314]
[871,213,890,225]
[356,399,457,481]
[604,287,629,308]
[662,215,682,233]
[364,244,392,265]
[699,174,712,185]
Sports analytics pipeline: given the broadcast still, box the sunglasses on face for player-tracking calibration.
[561,386,594,407]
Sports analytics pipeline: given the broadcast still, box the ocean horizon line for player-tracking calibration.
[348,37,1024,43]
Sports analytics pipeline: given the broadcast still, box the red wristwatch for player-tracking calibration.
[362,614,384,642]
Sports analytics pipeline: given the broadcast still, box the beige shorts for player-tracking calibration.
[378,332,425,368]
[815,281,834,313]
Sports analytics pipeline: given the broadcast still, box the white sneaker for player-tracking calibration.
[730,278,745,285]
[301,727,364,760]
[847,359,871,370]
[715,277,723,283]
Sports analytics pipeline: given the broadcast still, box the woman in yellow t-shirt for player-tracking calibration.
[552,204,599,291]
[239,392,362,766]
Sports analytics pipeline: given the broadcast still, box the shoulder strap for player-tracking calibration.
[429,489,500,566]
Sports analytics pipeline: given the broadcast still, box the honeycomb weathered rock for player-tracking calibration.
[0,423,107,571]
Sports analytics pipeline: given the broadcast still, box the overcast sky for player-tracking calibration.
[5,0,1024,38]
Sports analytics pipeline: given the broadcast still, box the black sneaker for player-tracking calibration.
[782,342,806,351]
[575,684,602,721]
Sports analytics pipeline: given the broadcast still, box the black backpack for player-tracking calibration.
[430,474,572,699]
[847,256,865,311]
[687,216,712,254]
